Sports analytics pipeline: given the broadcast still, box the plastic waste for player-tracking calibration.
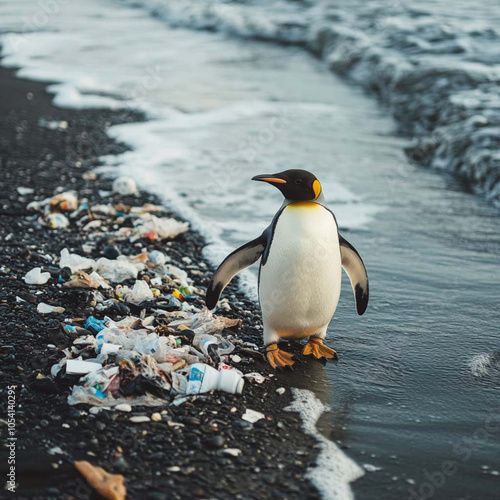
[62,271,99,289]
[38,303,65,314]
[112,176,137,195]
[85,316,106,334]
[148,250,168,266]
[24,267,51,285]
[50,191,78,212]
[17,186,34,196]
[66,359,102,375]
[47,212,70,229]
[59,248,95,273]
[185,363,244,395]
[192,333,235,364]
[242,409,265,423]
[74,461,126,500]
[94,256,143,283]
[125,280,153,305]
[63,324,92,336]
[134,213,188,241]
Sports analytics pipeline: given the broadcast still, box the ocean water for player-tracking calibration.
[1,1,499,499]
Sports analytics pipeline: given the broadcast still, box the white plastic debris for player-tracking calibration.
[242,409,265,424]
[125,280,154,305]
[244,372,266,384]
[148,250,168,266]
[89,271,111,289]
[24,267,51,285]
[37,303,65,314]
[66,359,102,375]
[100,343,122,355]
[113,176,137,195]
[135,214,189,240]
[94,256,143,283]
[17,187,34,195]
[50,191,78,212]
[47,213,69,229]
[59,248,95,273]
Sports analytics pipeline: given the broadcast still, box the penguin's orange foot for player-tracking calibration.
[302,337,338,360]
[266,344,295,369]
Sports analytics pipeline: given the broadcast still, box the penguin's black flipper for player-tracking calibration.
[339,235,369,315]
[206,233,267,310]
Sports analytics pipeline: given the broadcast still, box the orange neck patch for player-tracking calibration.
[288,201,320,209]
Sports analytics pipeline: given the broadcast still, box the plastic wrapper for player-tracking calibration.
[94,256,144,283]
[47,212,70,229]
[112,176,137,195]
[24,267,51,285]
[59,248,95,273]
[125,280,154,305]
[134,213,188,240]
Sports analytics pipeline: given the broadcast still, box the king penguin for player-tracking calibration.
[205,169,369,369]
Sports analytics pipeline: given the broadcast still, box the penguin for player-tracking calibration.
[205,169,369,369]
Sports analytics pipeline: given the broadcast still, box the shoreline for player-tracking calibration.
[0,66,326,499]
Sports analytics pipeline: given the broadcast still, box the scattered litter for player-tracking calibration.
[50,192,78,212]
[242,409,265,424]
[113,176,137,195]
[276,387,286,396]
[134,214,189,241]
[59,248,95,273]
[75,460,126,500]
[66,359,102,375]
[125,280,154,305]
[24,267,51,285]
[47,213,70,229]
[62,271,100,289]
[17,186,34,195]
[37,303,65,314]
[244,372,266,384]
[94,257,143,283]
[186,363,244,395]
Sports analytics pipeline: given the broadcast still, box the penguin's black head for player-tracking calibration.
[252,169,322,201]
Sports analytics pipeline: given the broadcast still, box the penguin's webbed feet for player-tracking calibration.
[302,337,338,361]
[266,343,295,370]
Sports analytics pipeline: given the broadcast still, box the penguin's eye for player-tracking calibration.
[294,179,303,185]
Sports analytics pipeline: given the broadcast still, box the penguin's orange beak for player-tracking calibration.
[251,174,287,184]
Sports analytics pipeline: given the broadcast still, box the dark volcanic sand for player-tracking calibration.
[0,66,323,500]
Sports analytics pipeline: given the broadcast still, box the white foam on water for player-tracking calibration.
[286,388,364,500]
[469,352,500,377]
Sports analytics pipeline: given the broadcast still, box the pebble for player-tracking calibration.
[115,403,132,412]
[222,448,242,457]
[276,387,286,396]
[204,435,225,449]
[130,416,150,423]
[151,412,162,422]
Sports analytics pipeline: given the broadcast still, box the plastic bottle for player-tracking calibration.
[192,334,235,364]
[185,363,244,395]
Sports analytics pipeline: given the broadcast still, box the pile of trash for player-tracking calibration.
[24,180,267,409]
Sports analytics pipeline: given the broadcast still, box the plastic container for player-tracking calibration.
[185,363,244,395]
[192,333,235,363]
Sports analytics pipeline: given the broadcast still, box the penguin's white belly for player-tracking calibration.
[259,202,341,338]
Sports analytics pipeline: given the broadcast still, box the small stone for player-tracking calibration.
[222,448,242,457]
[130,416,150,423]
[203,435,225,449]
[40,419,49,428]
[115,404,132,413]
[276,387,286,396]
[151,412,161,422]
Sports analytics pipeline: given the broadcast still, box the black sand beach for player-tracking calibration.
[0,66,322,500]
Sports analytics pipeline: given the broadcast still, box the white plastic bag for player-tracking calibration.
[59,248,95,273]
[24,267,51,285]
